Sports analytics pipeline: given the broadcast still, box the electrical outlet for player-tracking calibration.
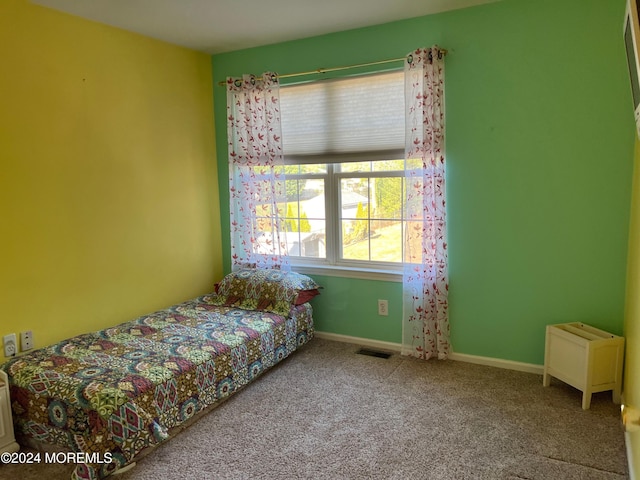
[3,333,17,357]
[377,299,389,316]
[21,330,33,351]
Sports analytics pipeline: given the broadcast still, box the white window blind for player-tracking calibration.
[280,70,404,163]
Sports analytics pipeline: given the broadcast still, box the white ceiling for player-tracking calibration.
[31,0,498,54]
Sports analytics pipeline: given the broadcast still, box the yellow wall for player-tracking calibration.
[625,137,640,477]
[625,138,640,478]
[0,0,222,357]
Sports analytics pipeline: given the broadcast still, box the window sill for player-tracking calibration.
[291,264,402,282]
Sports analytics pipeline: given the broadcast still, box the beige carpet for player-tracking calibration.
[0,338,629,479]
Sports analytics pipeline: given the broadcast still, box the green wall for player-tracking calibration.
[212,0,636,364]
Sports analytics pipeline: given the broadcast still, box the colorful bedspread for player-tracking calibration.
[1,294,314,479]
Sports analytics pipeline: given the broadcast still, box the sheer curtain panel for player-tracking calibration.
[226,73,289,270]
[402,47,449,360]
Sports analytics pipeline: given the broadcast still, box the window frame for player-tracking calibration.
[283,160,405,281]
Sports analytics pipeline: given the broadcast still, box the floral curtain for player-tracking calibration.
[402,47,449,360]
[226,73,289,271]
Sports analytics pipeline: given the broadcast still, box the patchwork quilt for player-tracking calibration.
[1,294,314,479]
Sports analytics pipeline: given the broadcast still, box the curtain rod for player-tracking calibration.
[216,48,447,87]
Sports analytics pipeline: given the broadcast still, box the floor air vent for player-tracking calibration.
[356,348,392,359]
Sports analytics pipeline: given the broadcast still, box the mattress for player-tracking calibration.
[1,294,314,479]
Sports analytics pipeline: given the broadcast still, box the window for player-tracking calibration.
[281,160,407,267]
[277,70,406,274]
[244,70,407,275]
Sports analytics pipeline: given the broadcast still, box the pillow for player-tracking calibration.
[211,268,321,315]
[294,288,320,305]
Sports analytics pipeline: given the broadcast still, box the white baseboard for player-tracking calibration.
[313,331,544,375]
[626,431,638,480]
[448,351,544,375]
[314,331,402,353]
[621,393,639,480]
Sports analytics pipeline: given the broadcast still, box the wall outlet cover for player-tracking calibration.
[377,299,389,316]
[21,330,33,351]
[3,333,17,357]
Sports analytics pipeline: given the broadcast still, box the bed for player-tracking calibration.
[0,268,319,479]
